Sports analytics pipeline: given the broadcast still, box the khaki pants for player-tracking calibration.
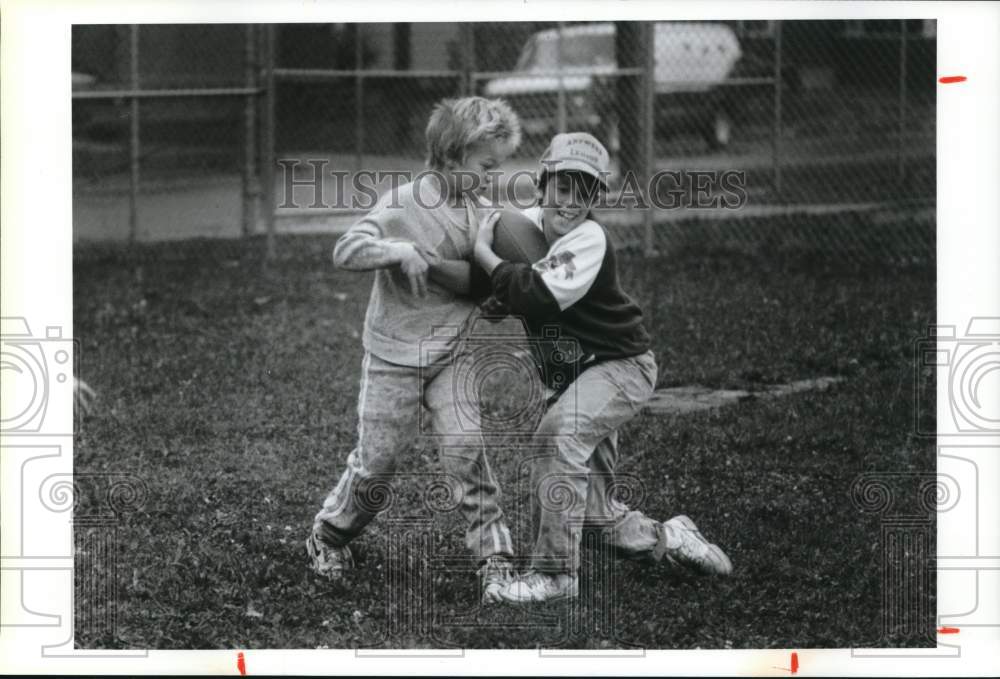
[528,350,662,574]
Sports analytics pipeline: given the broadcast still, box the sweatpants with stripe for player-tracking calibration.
[312,351,513,562]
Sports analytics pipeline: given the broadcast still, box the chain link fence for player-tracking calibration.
[72,20,935,262]
[73,25,260,243]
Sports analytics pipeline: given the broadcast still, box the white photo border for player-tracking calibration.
[1,0,998,675]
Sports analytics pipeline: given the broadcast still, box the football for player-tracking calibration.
[491,208,549,264]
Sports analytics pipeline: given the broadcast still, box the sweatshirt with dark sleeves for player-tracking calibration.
[488,206,651,390]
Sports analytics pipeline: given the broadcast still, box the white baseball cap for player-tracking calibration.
[539,132,610,189]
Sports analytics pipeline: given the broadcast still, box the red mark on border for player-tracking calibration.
[938,626,960,634]
[773,652,799,674]
[237,651,246,675]
[939,76,967,84]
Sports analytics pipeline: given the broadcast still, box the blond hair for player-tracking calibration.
[425,96,522,170]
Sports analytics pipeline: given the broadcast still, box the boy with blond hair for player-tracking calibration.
[308,97,522,603]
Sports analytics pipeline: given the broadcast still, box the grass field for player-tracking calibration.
[73,229,936,649]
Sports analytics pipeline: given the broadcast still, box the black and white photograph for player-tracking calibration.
[2,0,999,673]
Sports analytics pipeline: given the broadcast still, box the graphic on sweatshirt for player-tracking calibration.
[533,250,577,280]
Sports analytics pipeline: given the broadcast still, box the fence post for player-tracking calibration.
[460,23,474,95]
[393,23,412,148]
[556,22,567,134]
[897,20,908,184]
[771,20,783,197]
[641,22,655,257]
[242,24,259,237]
[262,24,276,260]
[354,24,365,173]
[128,25,140,244]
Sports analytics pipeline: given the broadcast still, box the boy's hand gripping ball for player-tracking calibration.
[478,208,550,321]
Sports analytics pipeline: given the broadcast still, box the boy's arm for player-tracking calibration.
[427,259,493,299]
[424,199,497,298]
[479,225,606,319]
[333,216,433,297]
[332,219,413,271]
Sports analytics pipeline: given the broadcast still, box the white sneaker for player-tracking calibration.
[498,570,579,604]
[656,515,733,576]
[477,555,515,605]
[306,533,354,581]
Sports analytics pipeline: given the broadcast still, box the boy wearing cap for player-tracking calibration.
[471,132,733,604]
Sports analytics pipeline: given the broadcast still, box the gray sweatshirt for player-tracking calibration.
[333,178,488,367]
